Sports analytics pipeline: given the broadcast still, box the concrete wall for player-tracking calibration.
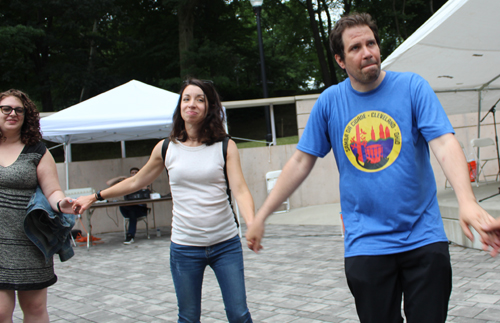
[57,96,498,235]
[58,144,339,235]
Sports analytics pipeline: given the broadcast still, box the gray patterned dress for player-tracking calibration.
[0,142,57,290]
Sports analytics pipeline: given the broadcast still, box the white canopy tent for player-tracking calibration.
[41,80,180,189]
[42,80,179,144]
[382,0,500,122]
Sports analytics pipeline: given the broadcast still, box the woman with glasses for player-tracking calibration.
[0,89,75,322]
[74,78,255,322]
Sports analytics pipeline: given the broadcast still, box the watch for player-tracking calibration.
[95,190,105,201]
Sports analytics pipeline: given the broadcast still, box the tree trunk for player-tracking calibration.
[178,0,199,78]
[30,12,53,112]
[31,47,53,111]
[306,0,332,87]
[319,0,338,84]
[392,0,402,40]
[343,0,352,16]
[80,20,98,102]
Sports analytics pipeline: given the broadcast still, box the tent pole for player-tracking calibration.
[64,136,72,191]
[223,106,229,134]
[67,143,72,163]
[121,141,126,158]
[476,91,482,177]
[63,143,67,190]
[270,104,277,146]
[478,91,482,138]
[64,143,69,190]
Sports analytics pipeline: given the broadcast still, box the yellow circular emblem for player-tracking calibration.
[343,111,402,172]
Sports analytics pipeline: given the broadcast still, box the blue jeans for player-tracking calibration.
[170,235,252,323]
[119,205,147,237]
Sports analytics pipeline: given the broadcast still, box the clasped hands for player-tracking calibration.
[481,219,500,256]
[57,194,96,215]
[459,202,500,257]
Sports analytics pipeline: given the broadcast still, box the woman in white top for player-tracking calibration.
[74,78,255,323]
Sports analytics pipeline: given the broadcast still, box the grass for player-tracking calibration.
[235,135,299,149]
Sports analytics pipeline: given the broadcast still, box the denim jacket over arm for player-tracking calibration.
[24,186,75,262]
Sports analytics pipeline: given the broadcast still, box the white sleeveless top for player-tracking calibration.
[165,141,238,246]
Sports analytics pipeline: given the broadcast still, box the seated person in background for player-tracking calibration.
[107,167,150,245]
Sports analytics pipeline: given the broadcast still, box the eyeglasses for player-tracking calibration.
[0,105,25,116]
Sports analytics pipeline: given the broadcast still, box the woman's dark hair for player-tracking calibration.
[169,78,227,145]
[329,12,380,63]
[0,89,42,145]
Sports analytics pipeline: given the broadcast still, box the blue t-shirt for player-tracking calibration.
[298,71,454,257]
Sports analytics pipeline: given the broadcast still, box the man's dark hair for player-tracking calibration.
[169,78,227,145]
[329,12,380,63]
[130,167,140,173]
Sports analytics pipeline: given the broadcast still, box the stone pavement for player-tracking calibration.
[13,224,500,323]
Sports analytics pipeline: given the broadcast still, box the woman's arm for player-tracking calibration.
[106,176,127,186]
[74,140,166,214]
[225,139,255,226]
[36,150,75,214]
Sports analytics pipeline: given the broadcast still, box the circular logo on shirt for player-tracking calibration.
[343,111,402,172]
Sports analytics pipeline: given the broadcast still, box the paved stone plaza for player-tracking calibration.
[13,224,500,322]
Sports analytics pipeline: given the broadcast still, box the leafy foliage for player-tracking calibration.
[347,0,448,60]
[2,0,447,156]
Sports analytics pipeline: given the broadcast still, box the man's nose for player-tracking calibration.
[361,46,373,58]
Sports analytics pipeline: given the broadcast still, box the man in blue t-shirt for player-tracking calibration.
[246,12,500,323]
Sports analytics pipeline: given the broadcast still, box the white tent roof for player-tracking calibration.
[382,0,500,116]
[41,80,179,144]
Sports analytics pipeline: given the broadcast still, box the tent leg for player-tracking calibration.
[64,143,70,190]
[121,141,126,158]
[270,104,277,146]
[64,138,72,191]
[476,91,482,177]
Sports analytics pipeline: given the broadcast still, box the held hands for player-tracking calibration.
[58,197,78,214]
[481,217,500,256]
[459,200,500,257]
[245,216,265,253]
[72,194,97,215]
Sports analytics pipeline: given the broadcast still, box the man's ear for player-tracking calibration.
[334,54,345,69]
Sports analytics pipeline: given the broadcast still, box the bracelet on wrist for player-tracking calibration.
[57,200,62,213]
[95,190,105,201]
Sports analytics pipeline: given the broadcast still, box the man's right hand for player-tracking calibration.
[482,217,500,256]
[246,216,265,253]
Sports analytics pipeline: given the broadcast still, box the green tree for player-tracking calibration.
[255,0,323,95]
[0,0,449,114]
[0,0,119,111]
[306,0,333,87]
[0,0,179,111]
[347,0,448,61]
